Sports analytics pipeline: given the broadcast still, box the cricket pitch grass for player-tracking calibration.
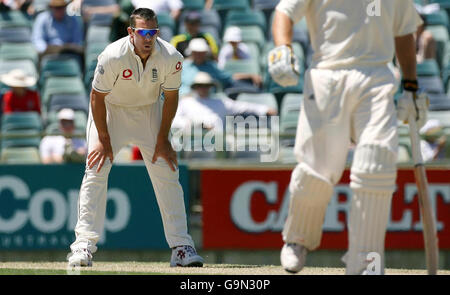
[0,262,448,275]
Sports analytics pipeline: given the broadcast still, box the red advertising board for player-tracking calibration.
[202,168,450,249]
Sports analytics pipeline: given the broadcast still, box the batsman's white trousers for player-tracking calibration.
[294,65,399,181]
[70,99,194,253]
[284,65,399,255]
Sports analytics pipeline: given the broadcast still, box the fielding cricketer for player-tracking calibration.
[268,0,428,274]
[67,8,204,268]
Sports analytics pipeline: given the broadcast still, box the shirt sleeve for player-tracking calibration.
[31,13,48,53]
[33,91,41,114]
[394,0,423,37]
[2,92,13,113]
[276,0,311,24]
[92,52,118,93]
[70,16,84,46]
[223,97,270,116]
[162,52,184,91]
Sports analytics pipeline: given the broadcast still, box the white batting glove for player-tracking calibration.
[268,44,300,87]
[397,80,429,130]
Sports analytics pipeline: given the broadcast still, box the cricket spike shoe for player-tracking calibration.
[280,243,307,273]
[67,248,93,267]
[170,245,204,267]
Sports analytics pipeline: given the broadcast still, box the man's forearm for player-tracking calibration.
[272,10,294,46]
[395,33,417,80]
[158,92,179,140]
[91,90,109,141]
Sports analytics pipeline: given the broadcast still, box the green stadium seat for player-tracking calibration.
[0,147,41,164]
[224,59,261,75]
[41,77,86,112]
[39,58,82,87]
[225,9,267,32]
[1,112,42,132]
[280,93,303,117]
[86,25,111,44]
[0,59,38,79]
[417,59,441,76]
[0,10,32,29]
[0,43,38,65]
[1,129,41,149]
[182,0,205,10]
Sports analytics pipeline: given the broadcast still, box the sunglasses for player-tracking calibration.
[132,27,159,38]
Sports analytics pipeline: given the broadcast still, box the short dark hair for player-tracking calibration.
[130,8,158,28]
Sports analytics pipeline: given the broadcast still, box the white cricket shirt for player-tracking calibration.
[92,36,184,107]
[276,0,423,69]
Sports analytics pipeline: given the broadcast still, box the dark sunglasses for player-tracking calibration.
[132,27,159,38]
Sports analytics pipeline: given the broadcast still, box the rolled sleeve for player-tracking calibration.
[276,0,311,24]
[92,53,117,93]
[162,54,184,91]
[394,0,423,37]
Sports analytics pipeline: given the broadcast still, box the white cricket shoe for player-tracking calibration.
[170,245,204,267]
[281,243,307,273]
[67,248,93,267]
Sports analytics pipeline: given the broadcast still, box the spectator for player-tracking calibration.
[420,119,447,162]
[218,26,251,69]
[75,0,120,23]
[218,26,262,88]
[0,0,33,15]
[173,72,277,131]
[31,0,84,60]
[0,69,41,114]
[181,38,260,96]
[131,0,183,21]
[170,11,218,58]
[416,13,437,64]
[40,108,87,163]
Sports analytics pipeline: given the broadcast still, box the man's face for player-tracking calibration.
[185,21,200,35]
[60,119,75,133]
[194,85,211,98]
[50,5,66,21]
[128,18,159,57]
[192,51,207,64]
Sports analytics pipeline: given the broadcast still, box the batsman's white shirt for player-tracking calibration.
[277,0,422,69]
[93,36,183,106]
[275,0,422,183]
[71,36,194,253]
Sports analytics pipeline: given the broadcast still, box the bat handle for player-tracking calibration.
[407,114,423,165]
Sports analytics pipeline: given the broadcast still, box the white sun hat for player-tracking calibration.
[188,38,210,53]
[0,69,37,88]
[58,108,75,121]
[191,71,216,88]
[223,26,242,43]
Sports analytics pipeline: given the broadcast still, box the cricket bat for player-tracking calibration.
[407,114,439,275]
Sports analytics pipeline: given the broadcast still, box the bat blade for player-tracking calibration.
[407,114,439,275]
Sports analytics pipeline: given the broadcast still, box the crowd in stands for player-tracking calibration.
[0,0,450,164]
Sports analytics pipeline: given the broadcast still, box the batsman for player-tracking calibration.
[268,0,428,274]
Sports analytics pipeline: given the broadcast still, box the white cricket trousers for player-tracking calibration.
[284,65,399,274]
[70,99,194,253]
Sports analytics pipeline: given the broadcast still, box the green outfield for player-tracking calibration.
[0,262,448,275]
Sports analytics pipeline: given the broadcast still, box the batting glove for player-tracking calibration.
[397,80,429,130]
[268,44,300,87]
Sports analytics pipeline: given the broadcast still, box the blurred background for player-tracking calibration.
[0,0,448,270]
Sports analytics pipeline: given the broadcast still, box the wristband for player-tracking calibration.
[402,79,419,92]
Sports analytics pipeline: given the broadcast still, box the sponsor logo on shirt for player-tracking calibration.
[97,65,105,75]
[172,61,182,74]
[152,68,158,82]
[122,69,133,80]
